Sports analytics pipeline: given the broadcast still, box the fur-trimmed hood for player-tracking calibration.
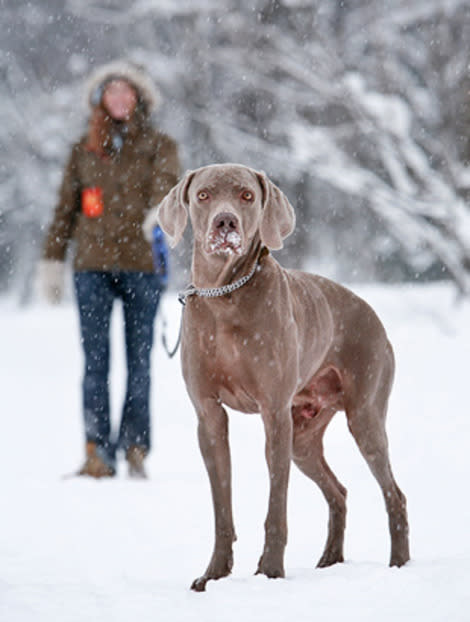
[86,60,161,113]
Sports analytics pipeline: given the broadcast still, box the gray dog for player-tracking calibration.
[145,163,409,591]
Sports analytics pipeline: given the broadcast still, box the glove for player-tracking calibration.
[143,206,160,242]
[37,259,65,304]
[151,225,169,287]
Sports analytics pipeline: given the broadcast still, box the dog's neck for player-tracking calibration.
[191,237,264,290]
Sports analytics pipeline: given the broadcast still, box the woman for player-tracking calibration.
[39,61,180,478]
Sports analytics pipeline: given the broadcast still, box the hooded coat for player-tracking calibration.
[43,61,180,273]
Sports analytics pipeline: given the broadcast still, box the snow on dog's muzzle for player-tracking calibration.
[207,212,242,255]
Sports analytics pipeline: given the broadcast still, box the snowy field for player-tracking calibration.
[1,281,470,621]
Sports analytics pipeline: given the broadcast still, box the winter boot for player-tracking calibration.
[78,442,115,478]
[126,445,148,479]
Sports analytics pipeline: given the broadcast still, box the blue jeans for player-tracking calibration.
[74,271,163,469]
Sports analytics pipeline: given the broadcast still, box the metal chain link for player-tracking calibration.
[178,260,259,306]
[164,258,262,358]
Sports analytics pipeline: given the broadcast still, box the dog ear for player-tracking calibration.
[256,171,296,250]
[156,170,194,247]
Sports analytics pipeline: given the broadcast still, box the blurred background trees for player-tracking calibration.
[2,0,470,302]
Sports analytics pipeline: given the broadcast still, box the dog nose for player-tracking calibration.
[213,212,239,233]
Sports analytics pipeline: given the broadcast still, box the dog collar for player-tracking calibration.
[177,247,268,306]
[161,248,268,358]
[178,259,259,306]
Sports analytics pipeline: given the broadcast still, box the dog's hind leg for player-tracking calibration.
[345,351,410,567]
[292,414,347,567]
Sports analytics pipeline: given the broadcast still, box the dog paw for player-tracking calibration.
[191,551,233,591]
[255,554,285,579]
[191,576,208,592]
[389,537,410,568]
[389,553,410,568]
[316,549,344,568]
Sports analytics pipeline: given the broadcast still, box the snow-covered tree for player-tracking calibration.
[2,0,470,299]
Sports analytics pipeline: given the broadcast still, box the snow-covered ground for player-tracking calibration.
[1,282,469,621]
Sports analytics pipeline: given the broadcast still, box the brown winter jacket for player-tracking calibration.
[43,116,180,273]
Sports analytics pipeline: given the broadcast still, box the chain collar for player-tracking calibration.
[178,256,261,306]
[162,248,268,357]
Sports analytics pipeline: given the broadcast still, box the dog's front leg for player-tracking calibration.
[191,399,236,592]
[256,405,293,579]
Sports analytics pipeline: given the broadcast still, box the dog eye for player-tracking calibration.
[197,191,209,201]
[241,191,254,201]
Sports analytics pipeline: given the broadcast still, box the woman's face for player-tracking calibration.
[101,79,138,121]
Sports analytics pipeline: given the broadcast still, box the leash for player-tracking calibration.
[160,312,183,359]
[161,254,264,358]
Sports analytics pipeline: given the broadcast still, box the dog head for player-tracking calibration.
[156,164,296,254]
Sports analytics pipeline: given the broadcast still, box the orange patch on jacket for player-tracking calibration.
[82,187,104,218]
